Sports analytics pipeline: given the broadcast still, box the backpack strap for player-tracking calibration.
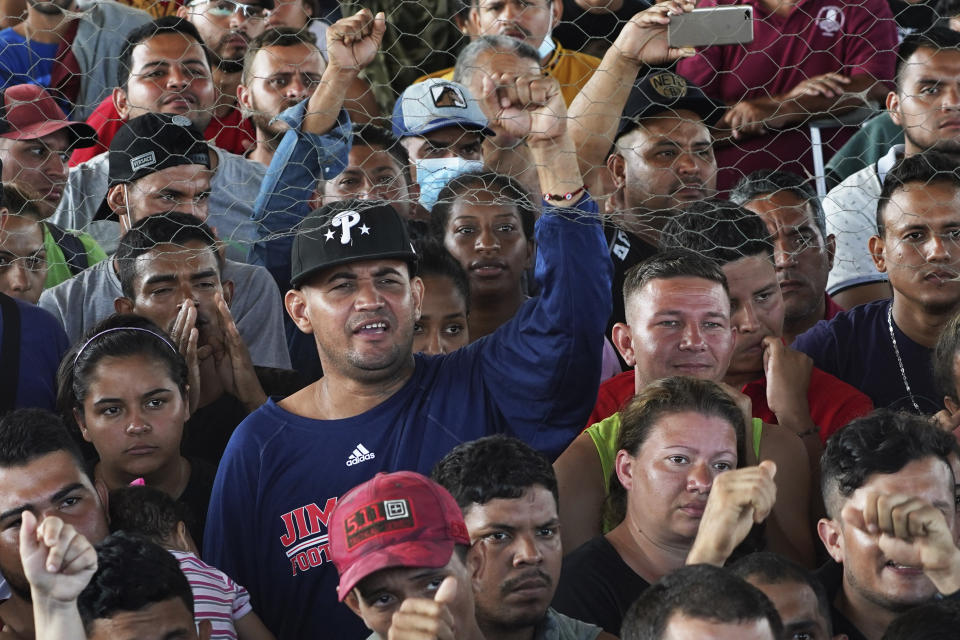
[46,222,89,275]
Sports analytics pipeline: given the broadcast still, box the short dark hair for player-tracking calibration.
[606,377,746,527]
[431,435,558,512]
[114,212,221,299]
[621,564,783,640]
[821,409,958,518]
[78,532,194,634]
[881,600,960,640]
[242,27,320,85]
[896,28,960,92]
[933,310,960,403]
[108,485,192,546]
[623,249,729,310]
[729,552,833,636]
[729,169,827,236]
[118,17,210,90]
[415,239,471,315]
[660,199,774,266]
[430,171,538,241]
[0,408,88,476]
[877,151,960,236]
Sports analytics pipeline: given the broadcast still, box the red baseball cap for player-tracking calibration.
[329,471,470,601]
[0,84,96,148]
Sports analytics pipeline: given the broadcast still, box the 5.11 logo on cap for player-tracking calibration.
[344,498,415,550]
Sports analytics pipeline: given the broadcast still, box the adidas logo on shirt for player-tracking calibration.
[346,444,376,467]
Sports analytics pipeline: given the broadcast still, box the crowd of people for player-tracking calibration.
[1,0,960,638]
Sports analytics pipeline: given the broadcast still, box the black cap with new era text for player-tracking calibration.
[616,70,724,141]
[290,200,419,288]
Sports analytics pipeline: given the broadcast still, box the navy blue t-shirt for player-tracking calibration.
[0,294,69,411]
[791,298,940,413]
[204,199,613,639]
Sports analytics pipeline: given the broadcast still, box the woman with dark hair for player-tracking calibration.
[431,170,537,341]
[56,314,215,547]
[552,376,777,636]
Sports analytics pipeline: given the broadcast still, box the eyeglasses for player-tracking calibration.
[189,0,270,20]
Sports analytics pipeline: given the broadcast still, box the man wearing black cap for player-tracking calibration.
[38,113,290,370]
[598,70,721,346]
[205,70,612,639]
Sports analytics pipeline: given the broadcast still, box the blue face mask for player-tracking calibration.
[415,157,484,211]
[537,34,556,61]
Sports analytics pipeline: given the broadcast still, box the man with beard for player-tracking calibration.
[238,28,326,167]
[824,28,960,310]
[817,411,960,640]
[0,0,150,120]
[52,17,265,261]
[68,14,256,166]
[0,409,110,639]
[40,114,289,370]
[794,152,960,414]
[432,435,616,640]
[179,0,272,69]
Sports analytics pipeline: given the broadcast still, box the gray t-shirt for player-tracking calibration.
[38,258,290,369]
[52,146,265,262]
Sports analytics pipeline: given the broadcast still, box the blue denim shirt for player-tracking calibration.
[248,100,352,291]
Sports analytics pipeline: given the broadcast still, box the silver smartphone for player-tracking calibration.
[667,6,754,48]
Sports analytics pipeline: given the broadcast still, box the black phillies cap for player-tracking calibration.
[290,200,419,288]
[94,113,211,221]
[616,71,724,140]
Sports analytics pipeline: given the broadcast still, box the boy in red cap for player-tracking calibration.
[329,471,485,640]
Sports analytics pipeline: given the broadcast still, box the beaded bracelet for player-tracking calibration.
[544,185,587,202]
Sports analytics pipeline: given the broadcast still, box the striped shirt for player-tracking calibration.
[171,550,252,640]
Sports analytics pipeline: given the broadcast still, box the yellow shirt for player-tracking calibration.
[416,43,601,106]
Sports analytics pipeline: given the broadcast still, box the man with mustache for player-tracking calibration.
[237,28,326,167]
[794,151,960,414]
[432,435,617,640]
[179,0,273,69]
[0,0,150,120]
[602,70,720,344]
[51,17,265,262]
[39,113,290,370]
[824,28,960,310]
[731,170,841,345]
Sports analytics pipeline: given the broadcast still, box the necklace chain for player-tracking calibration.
[887,302,923,414]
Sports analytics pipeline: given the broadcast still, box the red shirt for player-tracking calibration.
[69,96,255,166]
[676,0,897,191]
[825,293,844,320]
[587,366,873,444]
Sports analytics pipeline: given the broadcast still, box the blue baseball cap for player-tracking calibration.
[392,78,494,138]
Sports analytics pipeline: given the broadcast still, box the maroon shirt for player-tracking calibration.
[677,0,897,191]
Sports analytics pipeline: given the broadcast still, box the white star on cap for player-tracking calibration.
[359,224,371,235]
[324,229,335,241]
